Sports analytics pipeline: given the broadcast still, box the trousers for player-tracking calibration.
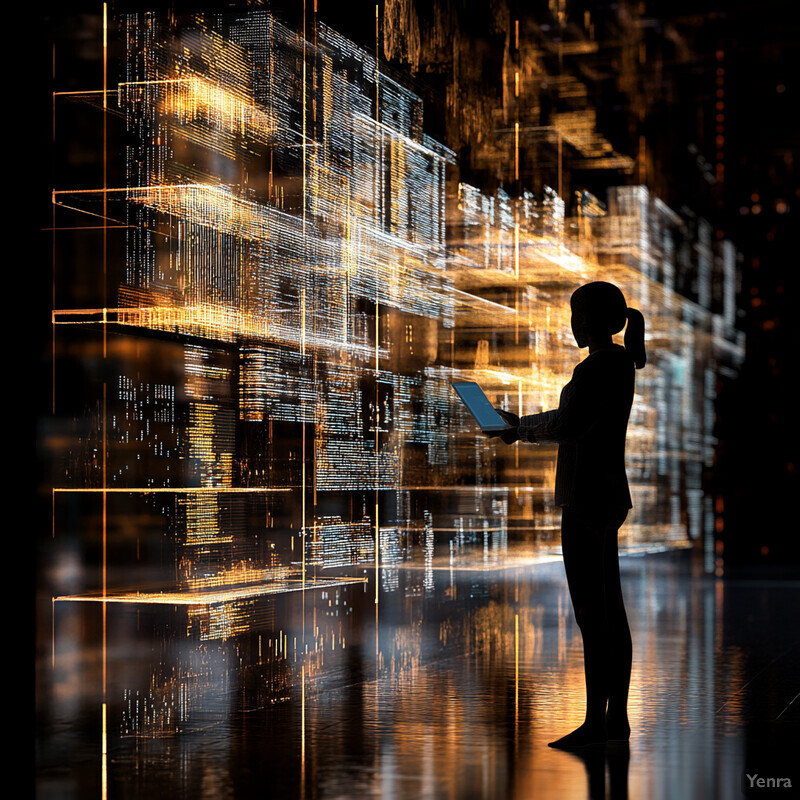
[560,506,632,724]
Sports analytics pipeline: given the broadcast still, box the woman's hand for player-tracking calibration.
[496,408,519,427]
[492,408,520,444]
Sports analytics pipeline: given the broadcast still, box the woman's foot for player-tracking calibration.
[547,722,607,749]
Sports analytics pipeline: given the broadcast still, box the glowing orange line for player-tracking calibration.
[102,385,107,697]
[557,132,563,197]
[375,5,380,123]
[51,191,56,416]
[102,1,108,713]
[302,0,307,222]
[48,201,125,227]
[52,89,110,98]
[375,294,380,606]
[102,703,107,800]
[117,79,190,87]
[102,4,107,361]
[52,185,201,194]
[53,487,291,493]
[515,613,519,709]
[301,666,306,795]
[54,577,368,605]
[41,225,132,231]
[302,422,306,593]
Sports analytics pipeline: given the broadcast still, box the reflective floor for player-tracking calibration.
[36,548,800,799]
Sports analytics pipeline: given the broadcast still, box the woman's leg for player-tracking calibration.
[602,512,632,740]
[549,508,609,747]
[550,508,632,748]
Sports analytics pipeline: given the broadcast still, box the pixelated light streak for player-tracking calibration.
[118,76,278,144]
[51,307,387,358]
[54,576,367,605]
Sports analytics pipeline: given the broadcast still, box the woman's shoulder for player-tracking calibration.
[577,346,634,377]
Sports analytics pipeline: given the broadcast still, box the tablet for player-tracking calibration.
[451,381,512,433]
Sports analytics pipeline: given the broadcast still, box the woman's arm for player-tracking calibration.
[517,409,559,444]
[518,362,605,444]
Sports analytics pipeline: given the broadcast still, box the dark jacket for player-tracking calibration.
[518,344,635,514]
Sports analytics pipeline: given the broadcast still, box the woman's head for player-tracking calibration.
[570,281,647,369]
[570,281,627,341]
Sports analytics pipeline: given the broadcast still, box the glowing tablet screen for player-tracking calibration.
[451,381,510,433]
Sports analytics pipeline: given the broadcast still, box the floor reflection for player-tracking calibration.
[37,550,799,799]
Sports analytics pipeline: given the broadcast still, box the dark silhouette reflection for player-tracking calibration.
[562,742,630,800]
[492,281,646,749]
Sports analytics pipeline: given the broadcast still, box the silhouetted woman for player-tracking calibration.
[494,281,646,749]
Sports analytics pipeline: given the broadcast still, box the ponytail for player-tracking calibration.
[625,307,646,369]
